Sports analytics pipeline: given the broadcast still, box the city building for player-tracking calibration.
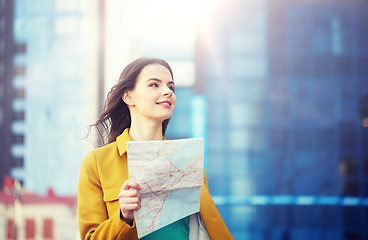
[0,0,18,187]
[196,0,368,239]
[10,0,99,195]
[0,182,77,240]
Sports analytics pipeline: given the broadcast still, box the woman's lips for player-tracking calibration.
[156,101,172,107]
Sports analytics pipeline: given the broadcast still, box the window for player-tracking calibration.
[269,103,289,127]
[12,156,24,167]
[229,56,267,79]
[54,17,78,35]
[331,16,343,56]
[231,175,254,196]
[340,156,359,176]
[7,219,14,240]
[339,127,356,149]
[288,56,310,76]
[270,128,288,149]
[207,129,226,151]
[321,206,340,228]
[43,218,53,239]
[342,179,360,196]
[25,218,35,239]
[229,130,251,151]
[316,129,334,149]
[228,31,266,55]
[269,56,286,77]
[11,120,25,134]
[313,55,332,78]
[11,143,24,158]
[14,65,26,76]
[357,57,368,77]
[229,103,262,127]
[55,0,77,12]
[343,206,362,229]
[232,81,264,101]
[294,206,321,228]
[294,129,313,150]
[336,56,353,77]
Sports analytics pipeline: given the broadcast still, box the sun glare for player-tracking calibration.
[104,0,224,89]
[145,0,206,25]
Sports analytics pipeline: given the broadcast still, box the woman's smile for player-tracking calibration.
[156,100,172,108]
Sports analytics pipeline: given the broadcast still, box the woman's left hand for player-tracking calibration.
[118,180,142,225]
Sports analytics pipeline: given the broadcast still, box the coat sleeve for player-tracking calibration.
[77,151,138,240]
[200,169,234,240]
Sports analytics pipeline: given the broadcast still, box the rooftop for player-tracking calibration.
[0,188,76,208]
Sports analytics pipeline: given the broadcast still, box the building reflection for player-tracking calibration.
[185,0,368,239]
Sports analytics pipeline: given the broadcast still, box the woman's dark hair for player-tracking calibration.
[91,57,174,146]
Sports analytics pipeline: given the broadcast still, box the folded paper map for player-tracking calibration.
[127,138,204,238]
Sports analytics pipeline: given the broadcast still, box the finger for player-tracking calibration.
[121,180,141,191]
[120,202,141,211]
[118,189,141,198]
[118,196,141,205]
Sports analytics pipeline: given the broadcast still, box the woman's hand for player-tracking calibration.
[118,180,142,225]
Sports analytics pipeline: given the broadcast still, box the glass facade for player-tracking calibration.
[196,0,368,239]
[0,0,15,185]
[12,0,97,195]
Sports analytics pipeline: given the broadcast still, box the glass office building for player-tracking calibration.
[196,0,368,239]
[12,0,98,195]
[0,0,16,186]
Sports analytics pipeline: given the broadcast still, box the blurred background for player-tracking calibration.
[0,0,367,239]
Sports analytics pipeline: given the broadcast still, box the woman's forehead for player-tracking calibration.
[138,64,173,83]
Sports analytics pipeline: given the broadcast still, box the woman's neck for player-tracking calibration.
[128,119,163,141]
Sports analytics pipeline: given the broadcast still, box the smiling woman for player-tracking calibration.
[78,57,233,240]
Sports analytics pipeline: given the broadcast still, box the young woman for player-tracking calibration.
[78,58,233,240]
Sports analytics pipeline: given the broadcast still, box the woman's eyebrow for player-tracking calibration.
[146,78,175,85]
[146,78,162,83]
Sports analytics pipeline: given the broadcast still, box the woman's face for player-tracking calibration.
[125,64,176,123]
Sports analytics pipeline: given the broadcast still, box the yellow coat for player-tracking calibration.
[78,128,233,240]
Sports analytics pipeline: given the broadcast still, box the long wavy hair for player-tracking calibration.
[91,57,174,146]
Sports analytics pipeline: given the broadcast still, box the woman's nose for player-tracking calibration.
[163,87,173,96]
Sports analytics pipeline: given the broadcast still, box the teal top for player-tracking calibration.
[141,216,190,240]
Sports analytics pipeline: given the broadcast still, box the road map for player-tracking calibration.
[127,138,204,239]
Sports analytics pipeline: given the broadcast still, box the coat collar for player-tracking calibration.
[116,128,166,156]
[116,128,131,156]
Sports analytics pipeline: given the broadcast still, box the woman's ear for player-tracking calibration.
[122,91,134,106]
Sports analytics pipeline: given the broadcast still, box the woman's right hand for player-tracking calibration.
[118,180,142,225]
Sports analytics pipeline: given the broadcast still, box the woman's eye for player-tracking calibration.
[150,83,159,88]
[169,86,175,92]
